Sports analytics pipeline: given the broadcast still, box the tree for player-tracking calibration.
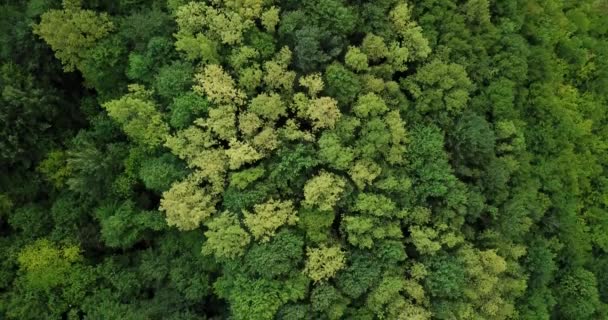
[303,172,347,211]
[95,200,165,249]
[33,0,114,72]
[202,212,251,259]
[160,176,217,231]
[194,64,246,105]
[401,60,473,117]
[102,85,169,149]
[243,199,298,242]
[17,239,82,291]
[304,245,346,282]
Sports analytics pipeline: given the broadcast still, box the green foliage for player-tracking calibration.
[3,0,608,319]
[102,85,169,149]
[17,239,82,290]
[304,245,346,282]
[202,212,251,260]
[33,0,115,72]
[95,200,165,249]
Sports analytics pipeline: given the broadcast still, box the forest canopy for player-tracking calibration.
[1,0,608,319]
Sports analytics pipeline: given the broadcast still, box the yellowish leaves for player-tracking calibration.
[243,199,298,242]
[261,6,280,32]
[33,0,114,72]
[385,110,409,164]
[349,160,382,189]
[238,111,263,136]
[194,64,245,105]
[389,3,413,36]
[345,46,369,72]
[249,92,286,121]
[38,150,71,188]
[279,119,315,142]
[102,87,169,149]
[202,5,249,44]
[208,104,238,140]
[215,0,265,20]
[307,97,341,130]
[299,73,324,97]
[303,171,346,211]
[389,3,431,60]
[252,127,280,152]
[195,150,229,193]
[164,124,217,168]
[409,226,442,255]
[458,246,513,318]
[225,139,263,170]
[353,93,389,118]
[17,239,82,290]
[175,2,207,34]
[263,47,296,92]
[361,34,389,62]
[304,245,346,282]
[160,176,217,231]
[238,65,263,92]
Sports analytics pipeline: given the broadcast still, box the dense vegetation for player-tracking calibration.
[1,0,608,319]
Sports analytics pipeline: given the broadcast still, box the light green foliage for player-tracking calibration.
[174,32,221,63]
[194,64,246,105]
[353,193,397,217]
[208,104,238,140]
[230,167,265,189]
[225,139,262,169]
[17,239,81,290]
[33,0,114,71]
[102,85,169,148]
[384,110,409,164]
[249,92,286,121]
[345,46,369,72]
[202,212,251,259]
[318,132,356,170]
[389,3,431,60]
[303,171,347,211]
[361,34,389,62]
[263,47,296,92]
[299,73,324,97]
[159,176,217,231]
[38,150,71,188]
[342,215,403,249]
[409,226,442,255]
[353,93,389,118]
[307,97,341,130]
[9,0,608,318]
[304,245,346,282]
[229,46,259,70]
[244,199,298,242]
[261,6,280,33]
